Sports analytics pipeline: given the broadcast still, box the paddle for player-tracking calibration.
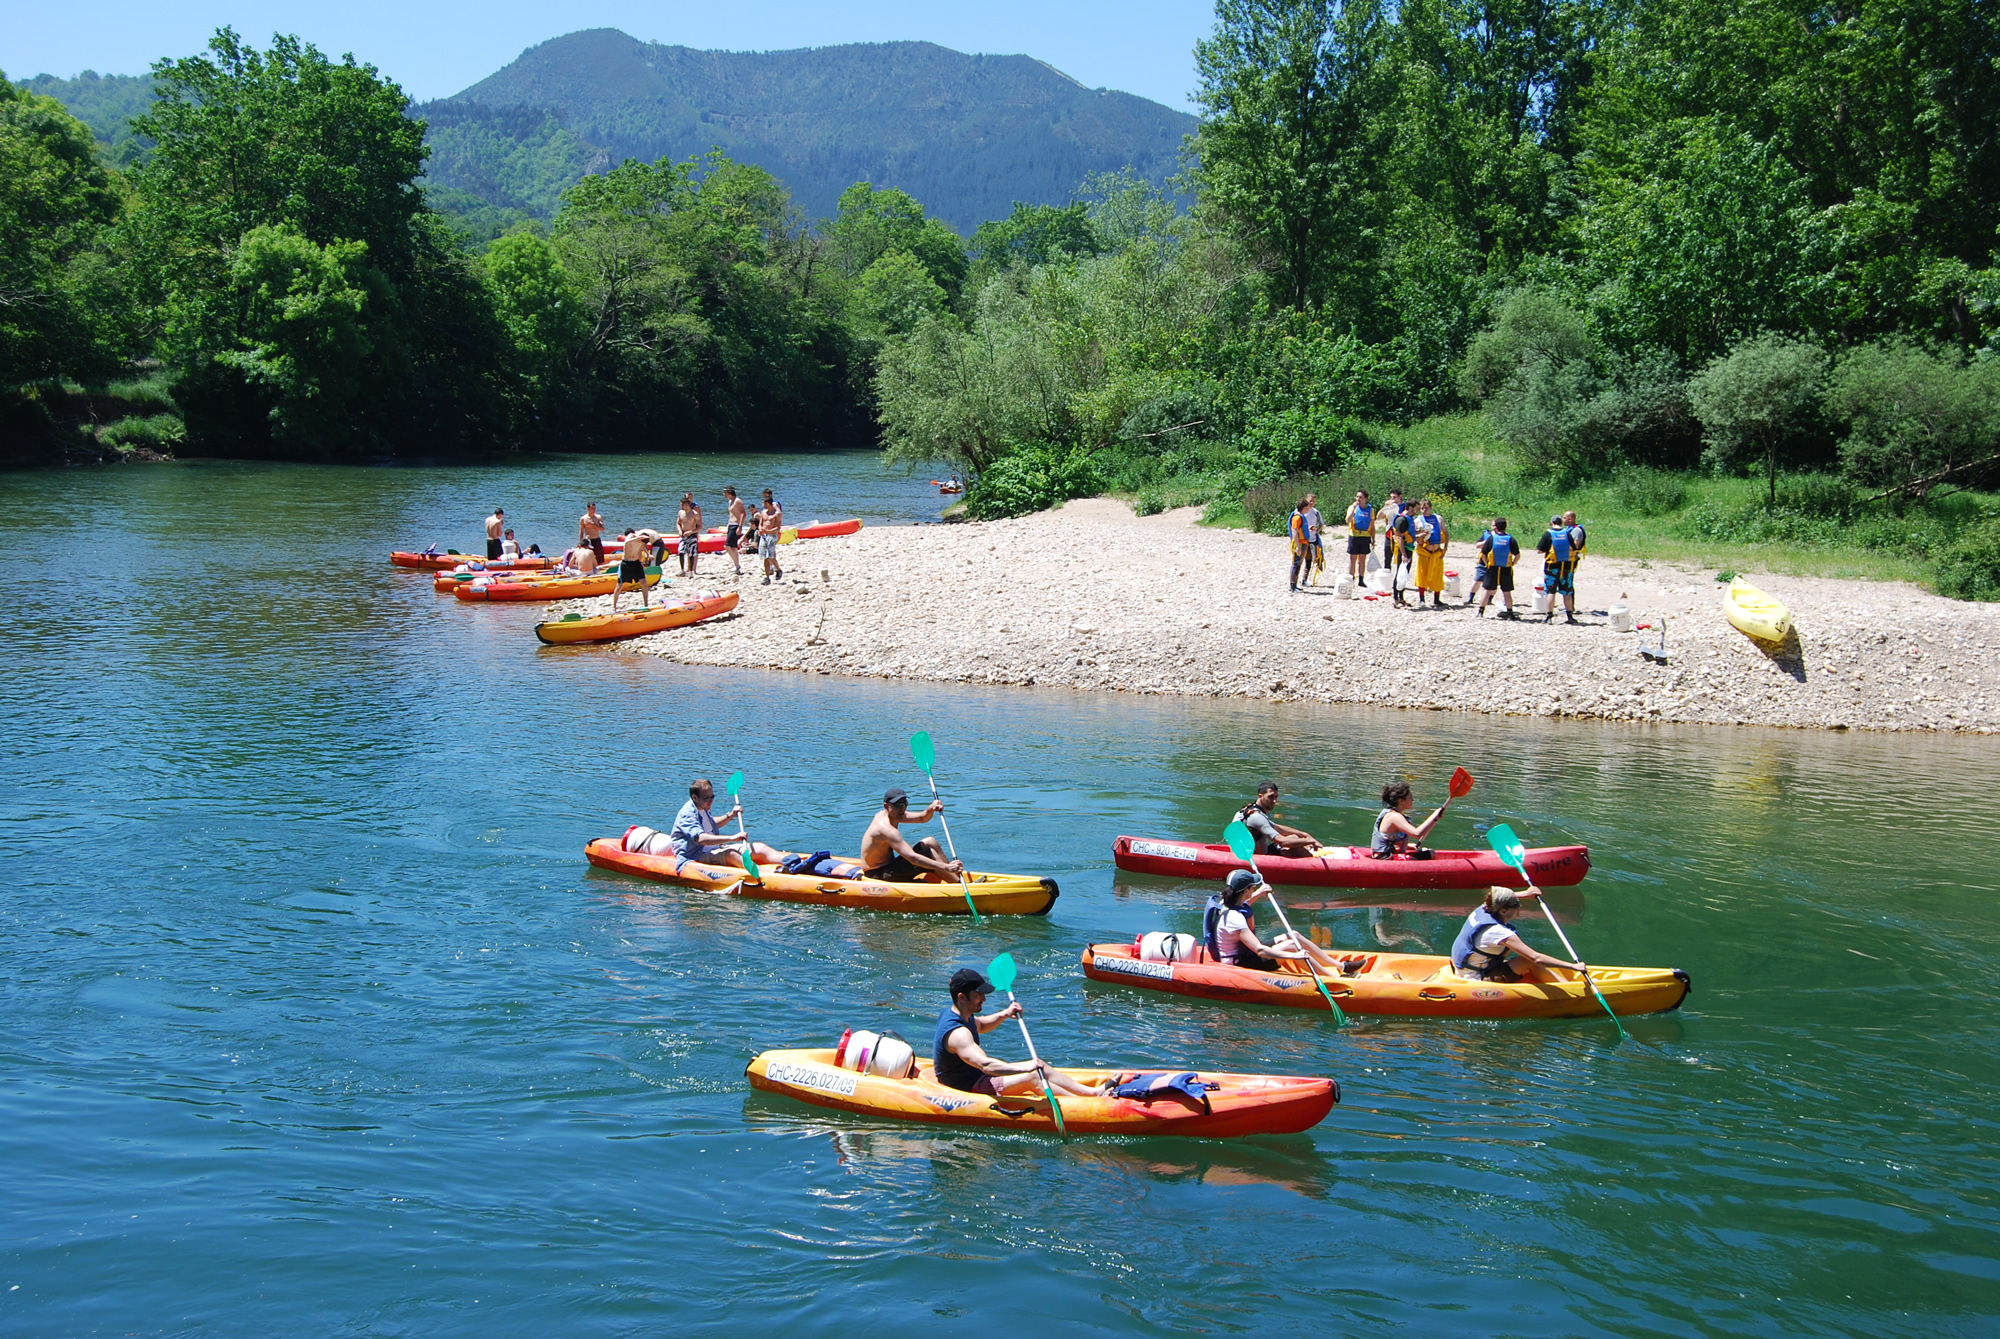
[725,769,749,844]
[1485,822,1626,1040]
[987,952,1065,1137]
[909,730,982,923]
[1223,820,1346,1026]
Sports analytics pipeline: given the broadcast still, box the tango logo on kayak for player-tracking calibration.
[1095,955,1174,981]
[1128,840,1199,860]
[927,1094,976,1112]
[766,1062,859,1096]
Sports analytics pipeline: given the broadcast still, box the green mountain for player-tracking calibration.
[418,29,1195,230]
[14,70,154,163]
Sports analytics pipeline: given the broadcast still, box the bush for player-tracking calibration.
[962,444,1102,520]
[1243,462,1476,535]
[99,413,186,451]
[1687,332,1830,505]
[1672,476,1950,557]
[1825,341,2000,496]
[1611,465,1688,515]
[1934,518,2000,601]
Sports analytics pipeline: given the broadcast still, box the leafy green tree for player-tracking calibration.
[1687,332,1829,505]
[824,182,967,298]
[968,202,1102,284]
[853,250,949,338]
[1193,0,1393,314]
[481,229,585,408]
[214,224,372,452]
[1824,341,2000,497]
[0,78,127,390]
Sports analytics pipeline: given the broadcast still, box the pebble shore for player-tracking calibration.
[556,499,2000,733]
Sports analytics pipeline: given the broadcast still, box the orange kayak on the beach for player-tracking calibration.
[454,568,662,602]
[535,591,738,644]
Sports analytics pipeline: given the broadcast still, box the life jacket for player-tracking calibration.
[1486,534,1519,568]
[1349,503,1373,536]
[1370,807,1409,856]
[1451,908,1512,972]
[1202,895,1252,962]
[1417,514,1443,549]
[932,1005,987,1093]
[1545,526,1573,565]
[1290,510,1307,544]
[1569,524,1587,562]
[1471,529,1492,569]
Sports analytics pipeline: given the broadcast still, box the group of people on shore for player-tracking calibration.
[1287,488,1591,625]
[481,488,794,612]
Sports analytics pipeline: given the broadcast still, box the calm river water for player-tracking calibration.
[2,454,1995,1335]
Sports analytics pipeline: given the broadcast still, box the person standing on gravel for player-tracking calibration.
[676,493,703,578]
[1564,510,1588,570]
[1302,493,1324,584]
[723,487,748,578]
[1344,489,1374,584]
[1476,517,1520,618]
[1465,519,1492,606]
[757,491,784,584]
[579,502,606,563]
[1379,489,1404,575]
[1412,498,1449,609]
[1538,514,1579,624]
[1288,497,1311,593]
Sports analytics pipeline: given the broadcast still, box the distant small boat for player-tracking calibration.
[932,479,964,495]
[1723,578,1792,643]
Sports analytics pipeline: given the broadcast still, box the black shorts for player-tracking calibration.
[1225,949,1279,973]
[1346,535,1372,556]
[487,539,503,559]
[725,524,741,548]
[865,852,925,883]
[618,559,646,582]
[1483,567,1514,592]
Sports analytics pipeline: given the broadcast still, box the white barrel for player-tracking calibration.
[1369,568,1394,594]
[1137,931,1197,963]
[624,825,659,853]
[1531,582,1552,614]
[1609,604,1632,632]
[836,1028,878,1072]
[866,1033,915,1078]
[1334,574,1357,599]
[1444,571,1463,598]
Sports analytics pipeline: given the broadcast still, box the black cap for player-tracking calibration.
[949,967,994,998]
[884,787,909,807]
[1226,868,1261,894]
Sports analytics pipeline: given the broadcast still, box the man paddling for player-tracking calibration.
[933,968,1112,1098]
[860,788,961,882]
[1236,782,1322,858]
[670,778,784,866]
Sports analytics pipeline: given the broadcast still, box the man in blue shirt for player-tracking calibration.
[670,778,785,866]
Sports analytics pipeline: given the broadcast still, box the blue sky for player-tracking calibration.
[4,1,1216,110]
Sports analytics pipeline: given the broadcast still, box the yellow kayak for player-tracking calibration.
[1724,578,1792,642]
[584,839,1058,915]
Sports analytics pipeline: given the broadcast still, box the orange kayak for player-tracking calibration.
[393,550,554,572]
[536,591,738,644]
[454,568,662,602]
[584,838,1058,915]
[746,1048,1336,1137]
[1081,942,1689,1019]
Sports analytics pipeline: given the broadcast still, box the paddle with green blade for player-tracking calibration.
[909,730,982,922]
[1486,822,1626,1040]
[986,951,1065,1137]
[1223,820,1346,1026]
[725,769,750,844]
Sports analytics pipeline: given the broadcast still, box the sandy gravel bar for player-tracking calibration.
[555,499,2000,732]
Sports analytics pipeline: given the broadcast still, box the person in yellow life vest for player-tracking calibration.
[1344,489,1374,583]
[1288,497,1311,593]
[1385,503,1416,608]
[1475,516,1521,618]
[1412,498,1450,609]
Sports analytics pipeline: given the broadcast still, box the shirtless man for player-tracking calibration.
[579,502,606,563]
[757,490,783,584]
[860,788,962,882]
[561,541,600,577]
[723,486,747,577]
[610,529,658,613]
[485,508,505,561]
[675,493,702,577]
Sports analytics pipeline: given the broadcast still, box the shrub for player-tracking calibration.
[1688,332,1830,506]
[1934,518,2000,601]
[1825,341,2000,497]
[1611,465,1688,515]
[98,413,186,451]
[961,444,1102,520]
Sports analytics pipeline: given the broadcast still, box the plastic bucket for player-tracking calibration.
[1369,569,1394,594]
[1609,604,1632,632]
[1444,571,1463,598]
[1334,574,1357,599]
[1531,582,1552,615]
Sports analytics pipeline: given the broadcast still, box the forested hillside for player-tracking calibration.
[420,30,1195,231]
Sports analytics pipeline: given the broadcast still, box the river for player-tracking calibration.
[1,453,1995,1335]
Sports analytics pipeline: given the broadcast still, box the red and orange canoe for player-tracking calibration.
[1111,834,1589,890]
[535,591,738,644]
[392,549,556,572]
[454,568,662,602]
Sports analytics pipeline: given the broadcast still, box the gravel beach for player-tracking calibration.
[560,499,2000,733]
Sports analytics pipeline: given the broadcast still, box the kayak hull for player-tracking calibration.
[536,591,738,644]
[456,568,662,602]
[393,550,553,572]
[1724,578,1792,643]
[584,838,1057,915]
[1081,943,1689,1019]
[746,1049,1336,1137]
[694,518,859,553]
[1111,835,1589,889]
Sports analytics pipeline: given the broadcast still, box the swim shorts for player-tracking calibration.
[679,535,698,556]
[618,559,646,583]
[758,534,778,560]
[1347,535,1372,556]
[1482,567,1514,592]
[864,852,924,883]
[487,539,503,559]
[725,524,740,549]
[1544,565,1575,596]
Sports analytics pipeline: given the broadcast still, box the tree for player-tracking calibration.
[824,182,967,299]
[214,225,372,454]
[1687,332,1829,506]
[853,250,949,338]
[968,202,1102,284]
[1824,341,2000,498]
[1193,0,1393,314]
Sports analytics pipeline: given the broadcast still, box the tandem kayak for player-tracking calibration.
[694,518,862,552]
[1111,834,1590,889]
[1724,577,1792,643]
[746,1049,1337,1137]
[1082,942,1688,1019]
[535,591,738,644]
[454,568,663,602]
[583,838,1058,915]
[392,550,555,572]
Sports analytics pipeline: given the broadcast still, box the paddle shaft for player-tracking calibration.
[1249,856,1347,1026]
[919,771,982,923]
[1004,988,1065,1136]
[1506,855,1626,1038]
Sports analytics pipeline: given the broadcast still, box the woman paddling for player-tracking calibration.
[1372,780,1449,859]
[1451,887,1585,982]
[1205,870,1339,973]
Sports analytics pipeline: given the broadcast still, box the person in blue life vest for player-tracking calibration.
[1464,519,1494,606]
[1538,513,1581,624]
[1344,489,1375,583]
[1204,870,1342,973]
[1452,887,1584,982]
[932,968,1112,1097]
[1377,488,1404,573]
[1475,516,1522,618]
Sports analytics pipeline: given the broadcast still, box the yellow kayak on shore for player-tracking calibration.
[1724,578,1792,643]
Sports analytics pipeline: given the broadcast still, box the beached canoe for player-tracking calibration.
[694,519,861,552]
[536,591,738,644]
[392,550,555,572]
[454,567,663,602]
[1111,834,1590,889]
[746,1048,1337,1137]
[583,838,1058,915]
[1081,942,1687,1019]
[433,565,580,592]
[1724,578,1792,643]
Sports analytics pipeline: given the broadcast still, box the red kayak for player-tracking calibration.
[695,518,864,552]
[1110,834,1589,890]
